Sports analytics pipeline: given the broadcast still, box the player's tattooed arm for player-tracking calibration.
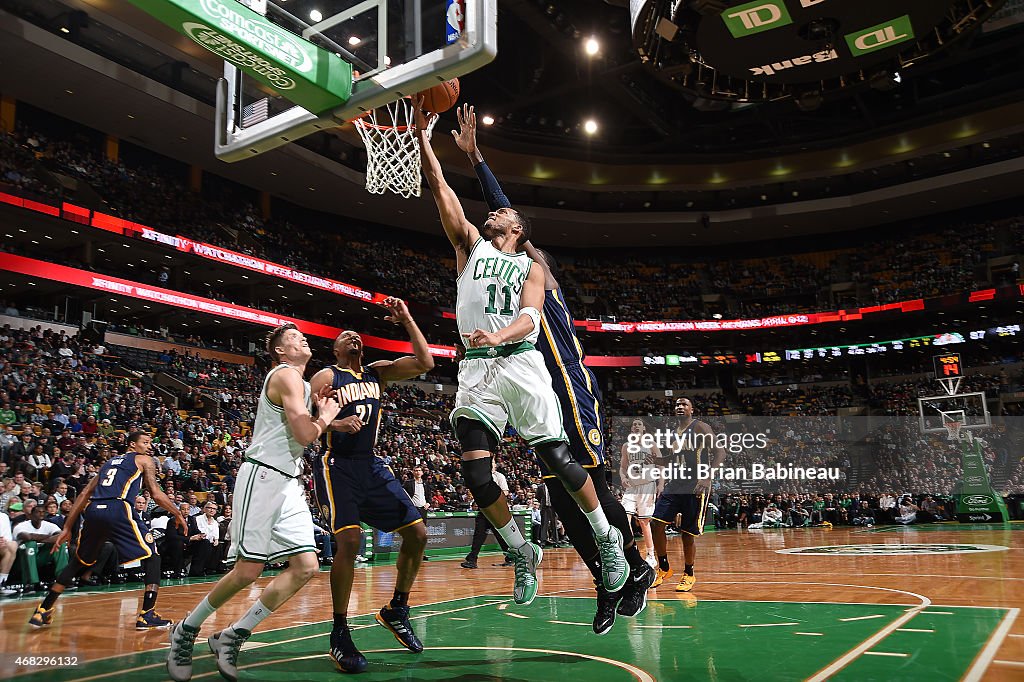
[141,455,187,533]
[372,297,435,383]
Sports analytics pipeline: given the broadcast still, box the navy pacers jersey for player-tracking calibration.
[535,287,604,469]
[327,365,384,458]
[78,452,155,565]
[92,453,144,500]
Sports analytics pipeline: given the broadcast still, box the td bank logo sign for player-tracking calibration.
[777,543,1009,556]
[723,1,793,38]
[845,15,915,56]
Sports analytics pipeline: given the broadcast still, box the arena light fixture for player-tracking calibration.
[585,37,600,56]
[481,115,495,125]
[584,119,598,135]
[348,36,361,46]
[309,9,323,23]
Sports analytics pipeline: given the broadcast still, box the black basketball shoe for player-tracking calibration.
[593,581,620,636]
[617,561,656,618]
[329,626,367,674]
[376,604,424,653]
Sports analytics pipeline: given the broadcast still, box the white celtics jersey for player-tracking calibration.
[246,364,311,476]
[456,238,537,345]
[627,445,656,478]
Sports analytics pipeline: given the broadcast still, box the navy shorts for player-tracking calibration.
[539,362,605,478]
[76,499,156,565]
[313,454,422,534]
[652,493,710,536]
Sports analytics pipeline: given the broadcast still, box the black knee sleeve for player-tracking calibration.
[461,456,502,508]
[455,418,498,453]
[142,554,161,585]
[535,442,587,491]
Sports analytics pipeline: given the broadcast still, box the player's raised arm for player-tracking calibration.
[140,454,187,533]
[371,297,435,382]
[464,263,545,349]
[453,104,558,291]
[269,367,342,446]
[415,97,479,256]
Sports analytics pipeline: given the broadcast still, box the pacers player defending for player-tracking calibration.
[620,419,661,566]
[451,104,655,633]
[310,297,434,673]
[30,432,187,628]
[650,398,726,592]
[416,99,627,607]
[168,324,342,682]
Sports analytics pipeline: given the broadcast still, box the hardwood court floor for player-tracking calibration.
[2,524,1022,681]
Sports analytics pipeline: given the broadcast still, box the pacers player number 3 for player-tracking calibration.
[484,283,515,315]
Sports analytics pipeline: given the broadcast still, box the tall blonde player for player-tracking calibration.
[620,419,661,566]
[415,98,627,607]
[167,323,342,682]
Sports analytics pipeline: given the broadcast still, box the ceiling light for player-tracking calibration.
[584,37,599,56]
[348,36,361,46]
[60,27,70,34]
[481,115,495,126]
[309,9,323,22]
[583,119,598,135]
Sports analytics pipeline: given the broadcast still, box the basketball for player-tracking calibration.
[419,78,460,113]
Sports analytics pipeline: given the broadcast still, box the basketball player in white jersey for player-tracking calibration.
[416,99,627,607]
[167,323,342,682]
[620,419,661,566]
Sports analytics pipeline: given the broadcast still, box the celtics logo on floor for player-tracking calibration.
[776,543,1009,556]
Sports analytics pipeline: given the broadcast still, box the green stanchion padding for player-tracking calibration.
[125,0,352,114]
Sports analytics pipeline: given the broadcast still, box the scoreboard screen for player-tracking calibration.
[933,352,963,378]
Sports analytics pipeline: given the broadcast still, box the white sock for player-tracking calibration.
[233,598,272,633]
[584,507,611,536]
[183,596,217,629]
[495,517,527,550]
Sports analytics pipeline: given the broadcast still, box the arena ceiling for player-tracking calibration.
[1,0,1024,245]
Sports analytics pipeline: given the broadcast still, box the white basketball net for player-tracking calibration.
[942,417,966,444]
[354,98,438,199]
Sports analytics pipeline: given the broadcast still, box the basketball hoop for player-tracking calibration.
[353,98,438,199]
[944,420,963,442]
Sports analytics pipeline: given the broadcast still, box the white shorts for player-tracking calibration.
[229,461,315,563]
[450,348,566,445]
[622,483,658,518]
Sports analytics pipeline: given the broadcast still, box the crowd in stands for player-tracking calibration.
[2,315,1023,596]
[2,121,1022,324]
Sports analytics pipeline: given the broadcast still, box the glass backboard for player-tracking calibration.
[215,0,496,161]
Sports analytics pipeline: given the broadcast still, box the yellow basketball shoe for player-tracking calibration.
[29,606,55,627]
[676,574,696,592]
[651,567,674,589]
